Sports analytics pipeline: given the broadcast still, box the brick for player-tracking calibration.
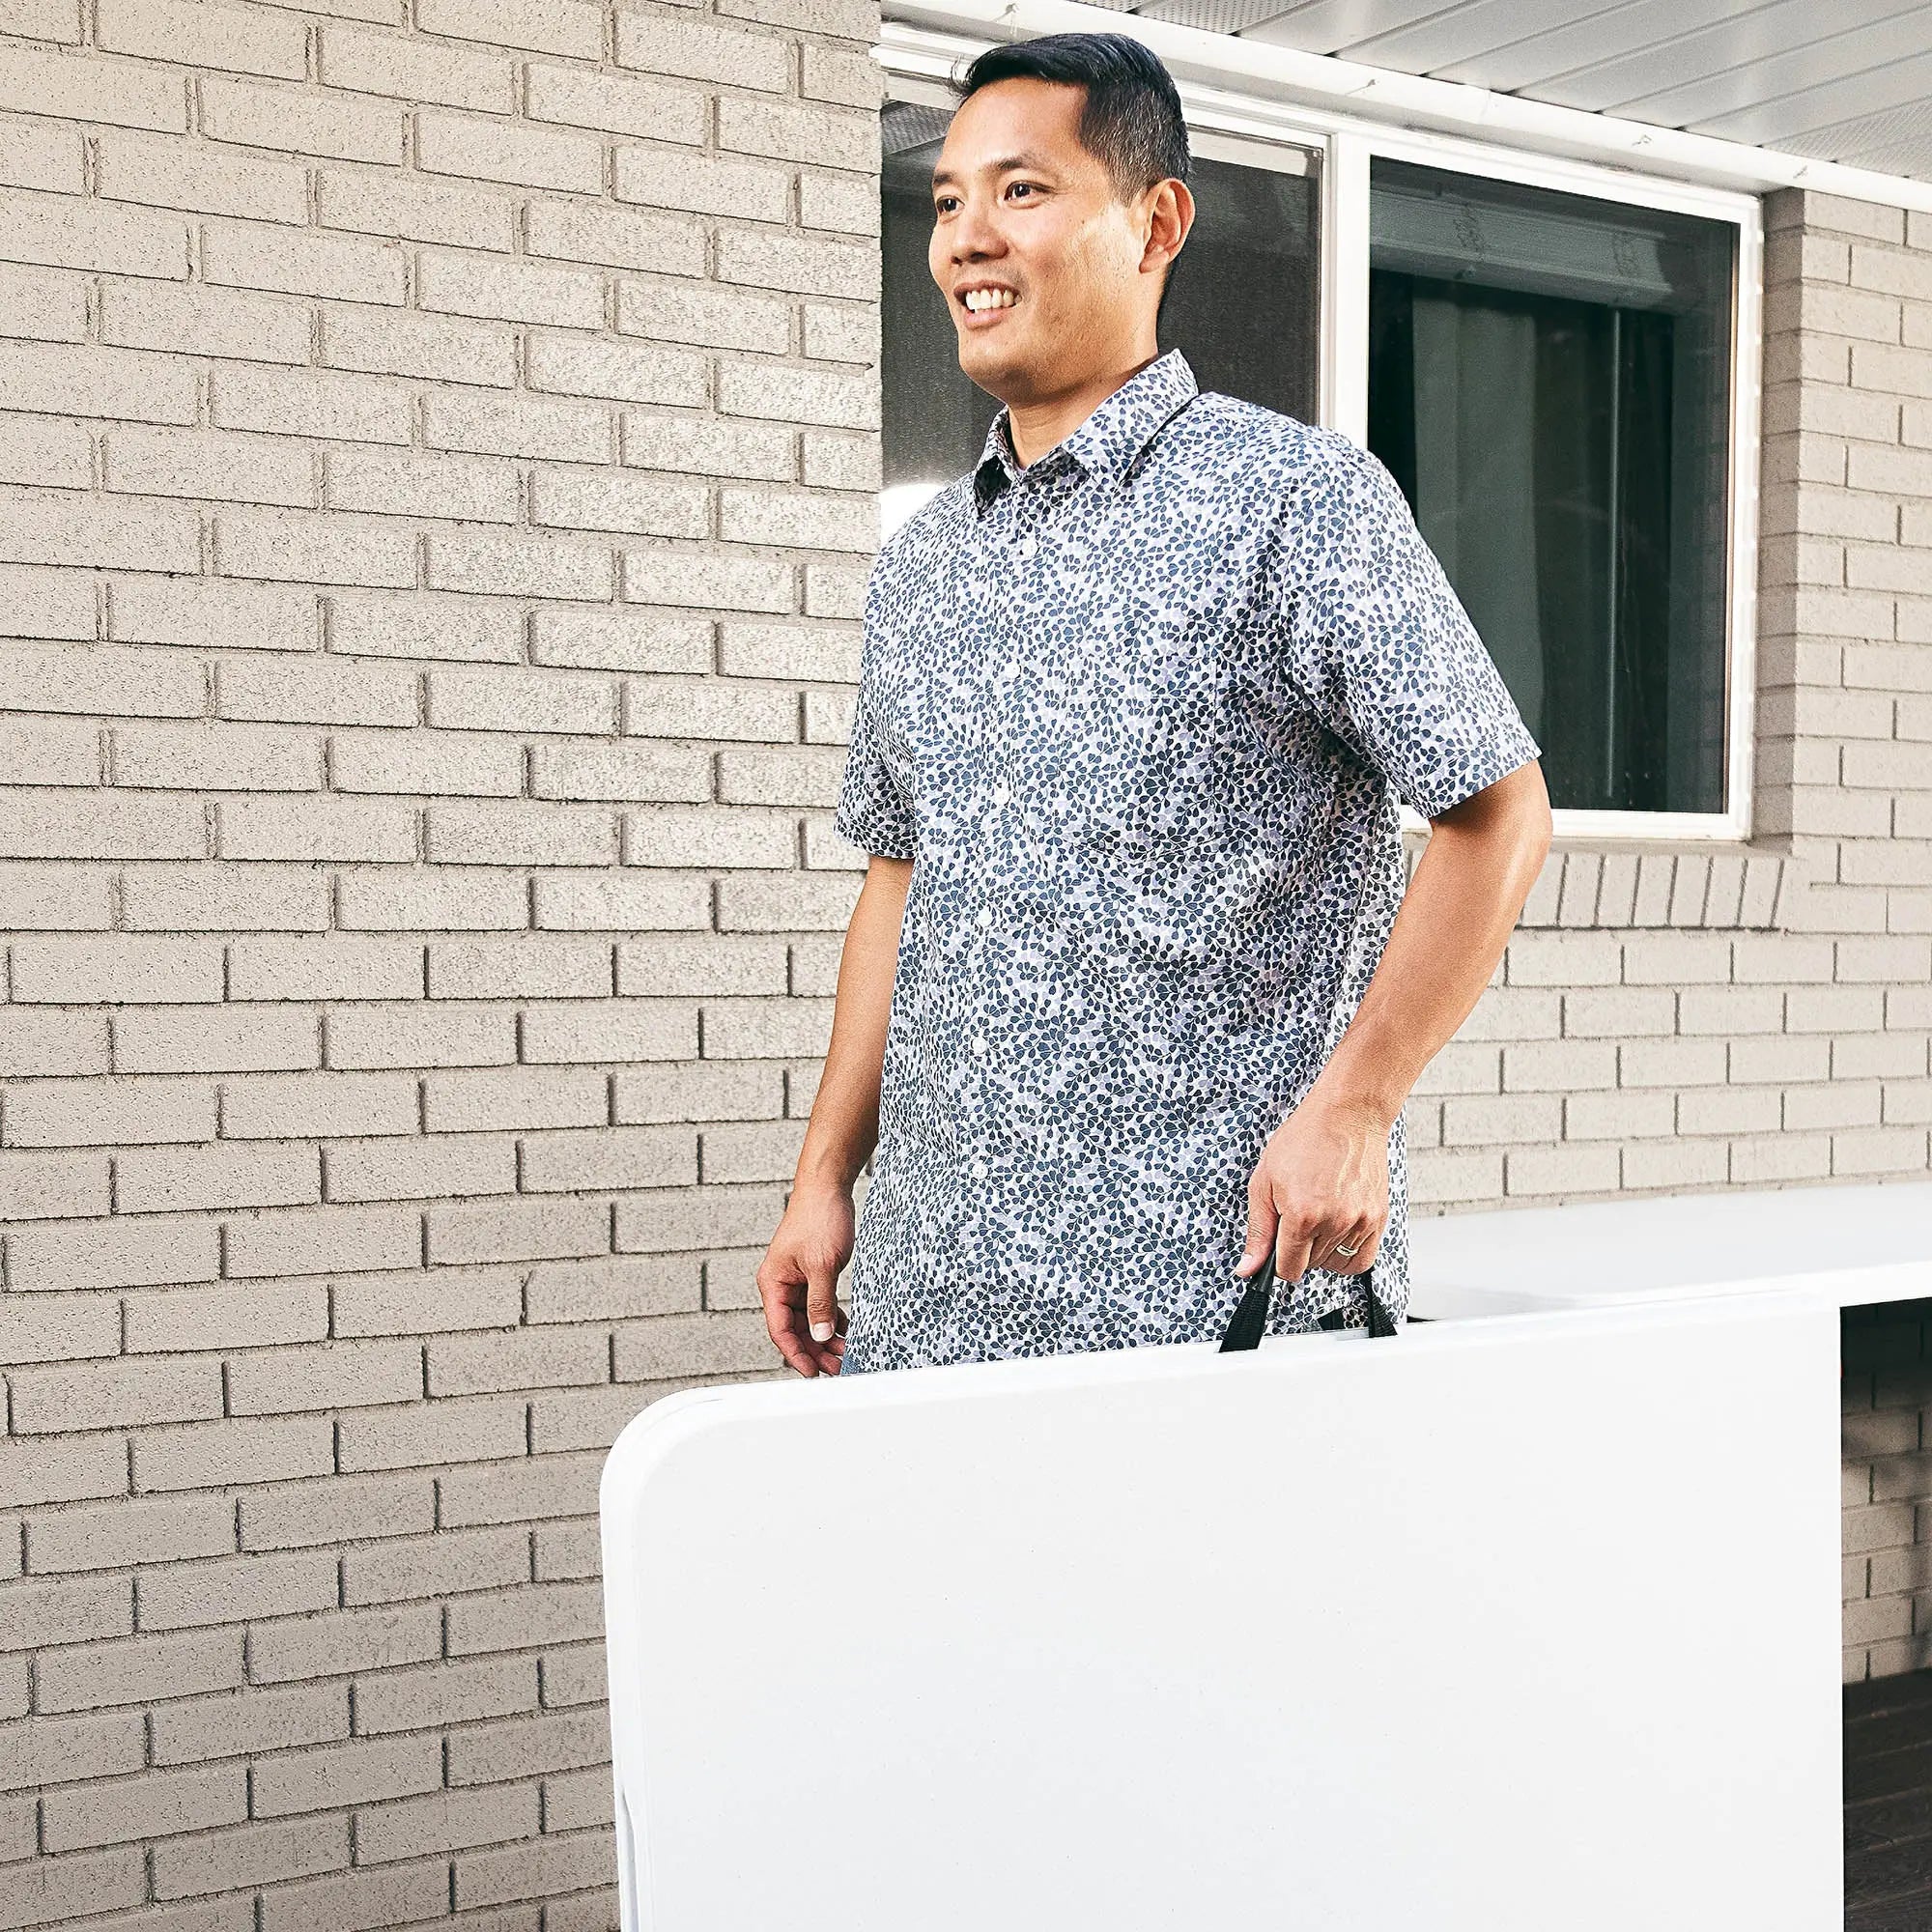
[254,1733,442,1819]
[246,1604,439,1684]
[220,1071,414,1149]
[623,407,794,480]
[115,1007,319,1076]
[0,1572,132,1649]
[342,1522,530,1605]
[0,1010,111,1080]
[5,1213,219,1293]
[625,544,794,613]
[204,219,404,305]
[100,279,313,365]
[426,935,611,998]
[526,63,703,143]
[418,247,602,328]
[417,106,602,192]
[324,1002,516,1070]
[118,1141,321,1215]
[0,260,87,342]
[228,1338,424,1414]
[238,1471,436,1552]
[215,507,416,587]
[619,277,791,356]
[0,1437,126,1507]
[220,794,418,862]
[153,1685,350,1770]
[256,1861,447,1932]
[428,1194,609,1265]
[98,0,306,77]
[324,305,516,385]
[99,127,308,224]
[335,1393,526,1473]
[43,1762,248,1853]
[421,664,613,737]
[0,1846,144,1926]
[132,1416,333,1493]
[317,166,514,251]
[0,489,199,570]
[528,198,702,275]
[0,1146,109,1219]
[428,1326,607,1396]
[437,1450,602,1527]
[224,1202,419,1279]
[720,94,871,171]
[0,1292,120,1365]
[111,576,316,652]
[154,1816,349,1901]
[122,862,328,934]
[615,144,786,223]
[717,355,876,427]
[0,1712,146,1793]
[11,1355,221,1434]
[26,1493,235,1574]
[2,639,205,717]
[526,336,702,413]
[331,1266,523,1339]
[454,1824,611,1907]
[139,1550,340,1633]
[534,468,708,538]
[39,1629,243,1714]
[203,77,403,164]
[329,724,526,796]
[615,10,788,90]
[323,24,514,111]
[0,43,184,133]
[359,1778,542,1866]
[418,0,602,58]
[327,445,519,524]
[425,530,614,601]
[214,364,412,446]
[0,412,88,487]
[352,1654,537,1735]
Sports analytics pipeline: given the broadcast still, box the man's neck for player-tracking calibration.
[1002,345,1162,470]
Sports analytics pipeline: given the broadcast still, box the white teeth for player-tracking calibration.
[962,288,1017,312]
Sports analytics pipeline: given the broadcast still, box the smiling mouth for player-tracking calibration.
[959,288,1019,315]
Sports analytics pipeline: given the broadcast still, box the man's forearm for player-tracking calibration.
[1307,762,1552,1129]
[793,853,914,1196]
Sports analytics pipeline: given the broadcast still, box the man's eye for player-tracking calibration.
[1009,183,1037,199]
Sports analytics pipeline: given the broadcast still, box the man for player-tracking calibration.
[757,31,1552,1378]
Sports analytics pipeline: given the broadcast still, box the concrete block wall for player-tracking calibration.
[0,1,881,1926]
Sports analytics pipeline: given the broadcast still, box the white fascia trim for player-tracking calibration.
[878,0,1932,217]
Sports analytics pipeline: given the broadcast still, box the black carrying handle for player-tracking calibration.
[1218,1249,1395,1351]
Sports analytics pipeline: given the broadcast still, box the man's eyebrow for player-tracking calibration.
[930,151,1055,190]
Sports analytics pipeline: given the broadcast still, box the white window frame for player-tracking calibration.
[877,22,1764,845]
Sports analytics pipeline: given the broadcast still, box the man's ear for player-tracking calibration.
[1141,177,1194,278]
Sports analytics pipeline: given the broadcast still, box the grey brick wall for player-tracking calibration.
[0,0,881,1925]
[0,7,1929,1922]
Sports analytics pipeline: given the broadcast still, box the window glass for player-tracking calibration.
[1368,157,1737,815]
[882,97,1321,536]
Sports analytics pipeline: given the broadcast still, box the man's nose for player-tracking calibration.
[949,193,1003,261]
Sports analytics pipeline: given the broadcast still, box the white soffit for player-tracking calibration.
[880,0,1932,213]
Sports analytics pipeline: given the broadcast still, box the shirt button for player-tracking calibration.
[971,1158,988,1179]
[990,781,1010,805]
[971,1035,987,1055]
[976,907,992,927]
[1015,534,1037,558]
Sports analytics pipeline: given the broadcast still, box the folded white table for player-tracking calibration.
[601,1281,1844,1929]
[1407,1176,1932,1317]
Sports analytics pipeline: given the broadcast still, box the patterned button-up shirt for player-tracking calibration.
[833,347,1541,1374]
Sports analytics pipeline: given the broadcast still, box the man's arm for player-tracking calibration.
[1238,758,1552,1287]
[756,852,913,1376]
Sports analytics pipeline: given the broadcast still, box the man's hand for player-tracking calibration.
[756,1185,855,1377]
[1235,1091,1391,1286]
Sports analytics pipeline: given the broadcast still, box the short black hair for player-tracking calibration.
[951,31,1190,324]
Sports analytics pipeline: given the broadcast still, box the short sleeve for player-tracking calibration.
[1269,439,1542,819]
[833,654,916,860]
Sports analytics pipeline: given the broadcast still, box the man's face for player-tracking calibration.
[927,76,1160,404]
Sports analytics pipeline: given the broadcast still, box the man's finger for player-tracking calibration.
[1236,1186,1279,1278]
[806,1263,838,1345]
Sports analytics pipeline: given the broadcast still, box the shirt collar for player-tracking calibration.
[971,347,1200,517]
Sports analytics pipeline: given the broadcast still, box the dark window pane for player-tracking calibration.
[882,98,1320,527]
[1369,156,1736,815]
